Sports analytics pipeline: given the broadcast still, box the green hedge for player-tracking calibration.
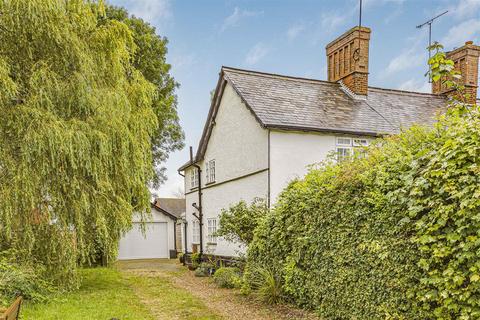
[246,105,480,318]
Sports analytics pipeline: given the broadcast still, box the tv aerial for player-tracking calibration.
[417,10,449,81]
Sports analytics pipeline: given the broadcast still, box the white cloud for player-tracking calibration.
[221,7,263,32]
[384,47,425,76]
[155,172,184,198]
[398,78,430,93]
[320,11,348,33]
[120,0,171,26]
[170,53,196,71]
[244,43,269,66]
[363,0,405,6]
[441,18,480,48]
[286,23,306,41]
[450,0,480,20]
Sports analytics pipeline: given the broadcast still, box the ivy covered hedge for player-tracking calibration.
[246,48,480,318]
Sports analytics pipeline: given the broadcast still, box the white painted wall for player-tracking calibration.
[185,170,268,256]
[269,130,373,203]
[203,83,268,182]
[183,82,269,257]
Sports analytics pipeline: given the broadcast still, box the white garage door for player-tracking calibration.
[118,222,169,260]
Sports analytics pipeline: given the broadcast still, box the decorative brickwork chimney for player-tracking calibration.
[326,26,371,96]
[432,41,480,104]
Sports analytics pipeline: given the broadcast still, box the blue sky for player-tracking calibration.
[109,0,480,197]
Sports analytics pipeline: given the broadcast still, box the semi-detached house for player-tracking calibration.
[178,26,480,257]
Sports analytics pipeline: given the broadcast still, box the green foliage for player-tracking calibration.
[191,253,201,269]
[244,265,285,305]
[246,45,480,318]
[217,198,267,246]
[0,0,176,290]
[213,267,242,289]
[0,251,54,306]
[194,262,211,277]
[105,6,184,187]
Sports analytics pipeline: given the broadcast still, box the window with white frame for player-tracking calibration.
[336,137,352,146]
[353,138,369,147]
[336,147,352,162]
[192,220,200,244]
[206,160,216,183]
[207,218,217,243]
[336,137,352,162]
[336,137,370,162]
[190,168,199,189]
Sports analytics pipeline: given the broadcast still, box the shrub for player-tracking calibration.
[213,267,242,288]
[244,265,284,304]
[245,44,480,319]
[0,252,55,306]
[191,253,201,269]
[194,262,213,277]
[217,198,267,246]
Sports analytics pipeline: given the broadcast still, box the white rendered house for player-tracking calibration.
[178,26,479,257]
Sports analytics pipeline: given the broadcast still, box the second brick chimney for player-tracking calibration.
[432,41,480,104]
[326,26,371,96]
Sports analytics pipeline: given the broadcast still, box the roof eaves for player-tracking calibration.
[192,71,228,164]
[265,123,392,137]
[151,202,178,221]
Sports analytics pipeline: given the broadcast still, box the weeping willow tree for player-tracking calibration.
[0,0,165,288]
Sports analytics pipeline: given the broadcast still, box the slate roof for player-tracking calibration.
[179,66,448,171]
[153,198,185,219]
[223,67,447,136]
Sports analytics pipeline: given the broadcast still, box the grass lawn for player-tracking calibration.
[22,266,220,320]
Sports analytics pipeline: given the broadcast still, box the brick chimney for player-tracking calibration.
[326,26,371,96]
[432,41,480,104]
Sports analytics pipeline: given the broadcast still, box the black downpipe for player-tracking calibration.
[190,147,203,258]
[173,219,177,253]
[184,222,188,255]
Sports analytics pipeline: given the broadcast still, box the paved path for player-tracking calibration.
[117,259,318,320]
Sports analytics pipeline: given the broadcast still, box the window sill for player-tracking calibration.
[205,181,216,186]
[190,186,199,191]
[206,242,217,245]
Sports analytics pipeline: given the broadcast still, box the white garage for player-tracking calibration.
[118,222,169,259]
[118,198,185,260]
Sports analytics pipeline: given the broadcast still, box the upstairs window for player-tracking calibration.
[353,138,369,147]
[336,137,352,146]
[336,136,370,162]
[207,218,217,243]
[190,168,199,189]
[206,160,216,183]
[192,220,200,244]
[336,137,352,162]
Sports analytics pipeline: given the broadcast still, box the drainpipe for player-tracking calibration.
[189,147,204,259]
[184,221,188,255]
